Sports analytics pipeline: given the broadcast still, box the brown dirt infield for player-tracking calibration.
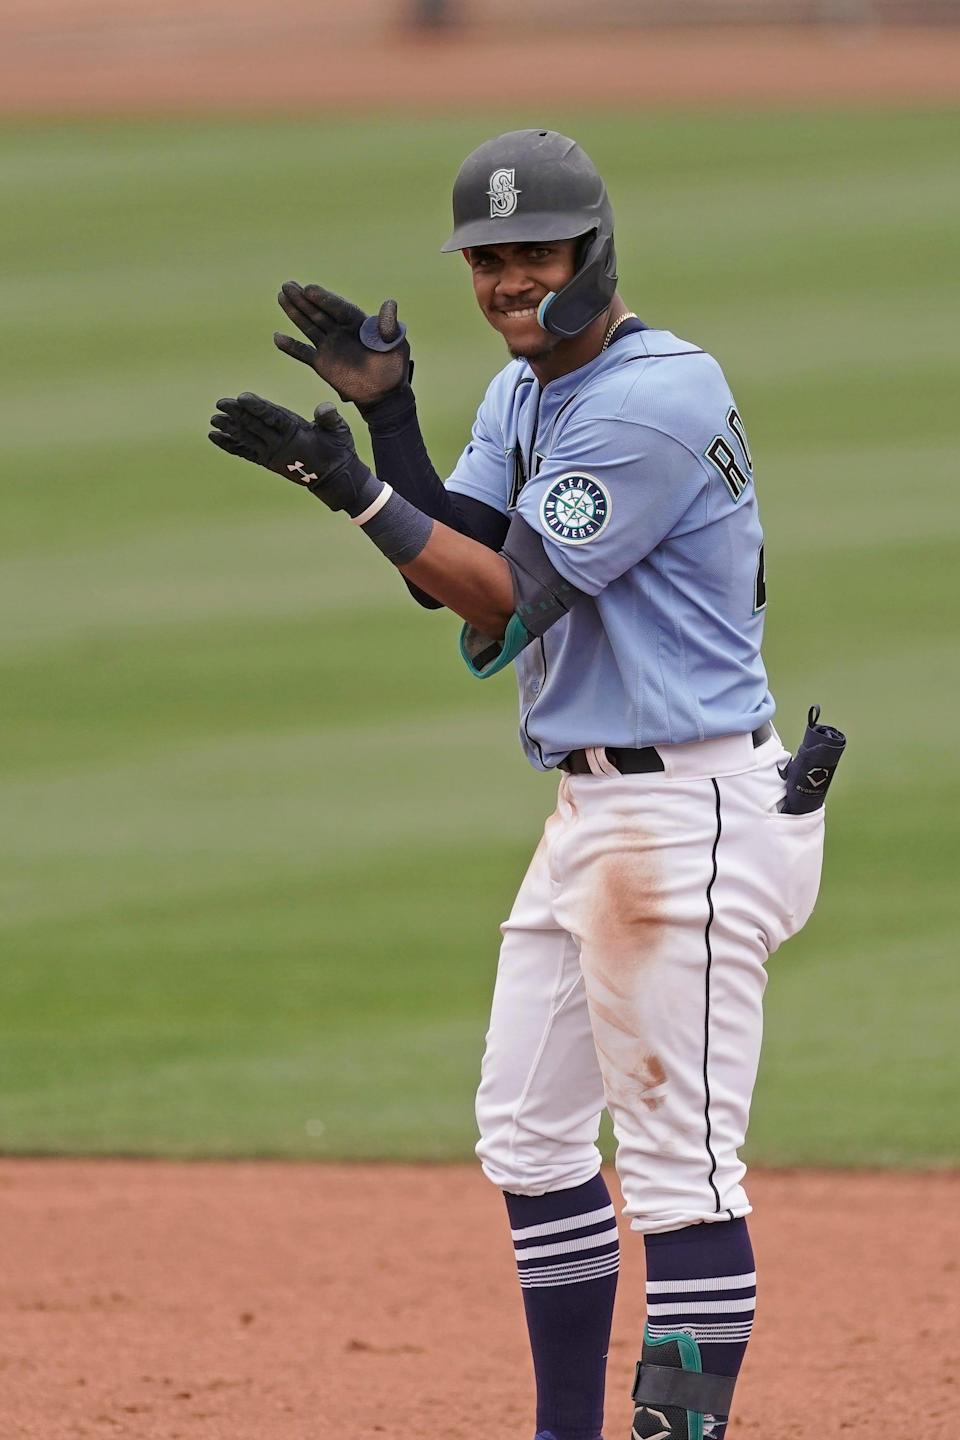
[2,4,960,117]
[1,1160,957,1438]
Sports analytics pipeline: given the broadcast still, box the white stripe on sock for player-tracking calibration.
[510,1204,616,1242]
[644,1324,759,1336]
[522,1271,621,1290]
[519,1256,621,1289]
[518,1253,622,1281]
[515,1225,619,1261]
[646,1272,756,1295]
[646,1322,753,1341]
[646,1297,756,1316]
[521,1261,618,1284]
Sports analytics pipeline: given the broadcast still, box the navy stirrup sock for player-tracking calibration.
[639,1218,756,1440]
[505,1173,619,1440]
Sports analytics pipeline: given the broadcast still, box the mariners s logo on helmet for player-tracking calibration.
[487,167,521,218]
[540,472,611,545]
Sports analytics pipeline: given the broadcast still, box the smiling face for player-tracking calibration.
[465,238,580,362]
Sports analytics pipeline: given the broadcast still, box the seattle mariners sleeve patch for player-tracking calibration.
[539,473,612,545]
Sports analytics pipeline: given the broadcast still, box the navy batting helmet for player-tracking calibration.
[441,129,617,340]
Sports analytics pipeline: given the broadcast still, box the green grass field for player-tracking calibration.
[2,111,957,1165]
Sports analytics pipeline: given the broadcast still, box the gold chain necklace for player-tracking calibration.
[601,311,638,352]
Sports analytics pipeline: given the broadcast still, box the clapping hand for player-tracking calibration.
[274,282,411,410]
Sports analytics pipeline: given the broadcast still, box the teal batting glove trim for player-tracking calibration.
[459,613,533,679]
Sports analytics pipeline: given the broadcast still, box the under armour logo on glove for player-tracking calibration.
[286,460,318,485]
[208,392,381,515]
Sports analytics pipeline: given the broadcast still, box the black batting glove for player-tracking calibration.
[208,392,382,517]
[273,282,412,412]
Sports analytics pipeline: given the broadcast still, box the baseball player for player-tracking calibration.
[209,130,828,1440]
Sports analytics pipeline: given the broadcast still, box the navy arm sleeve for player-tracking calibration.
[361,386,509,608]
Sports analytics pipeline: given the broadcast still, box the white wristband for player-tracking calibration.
[350,482,393,527]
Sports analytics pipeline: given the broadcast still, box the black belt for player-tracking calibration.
[559,722,773,776]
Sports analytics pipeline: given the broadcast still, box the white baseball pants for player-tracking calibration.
[475,729,825,1234]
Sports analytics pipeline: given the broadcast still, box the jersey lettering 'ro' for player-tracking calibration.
[446,329,775,770]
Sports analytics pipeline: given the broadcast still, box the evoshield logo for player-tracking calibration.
[631,1407,672,1440]
[488,168,521,218]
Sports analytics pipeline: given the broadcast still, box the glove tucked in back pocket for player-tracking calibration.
[779,705,846,815]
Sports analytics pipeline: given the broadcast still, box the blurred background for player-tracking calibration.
[1,0,958,1168]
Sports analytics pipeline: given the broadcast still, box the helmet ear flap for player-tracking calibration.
[538,230,618,339]
[581,228,617,287]
[575,230,594,268]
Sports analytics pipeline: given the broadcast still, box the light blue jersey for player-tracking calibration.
[446,328,775,771]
